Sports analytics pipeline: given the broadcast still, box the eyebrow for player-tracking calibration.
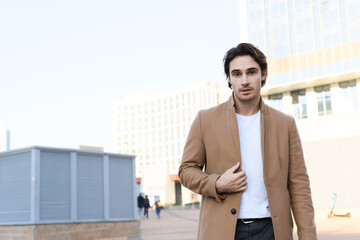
[230,67,259,74]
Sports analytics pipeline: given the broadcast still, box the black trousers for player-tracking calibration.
[234,218,275,240]
[143,208,149,218]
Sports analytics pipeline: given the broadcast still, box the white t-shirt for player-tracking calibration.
[236,110,271,219]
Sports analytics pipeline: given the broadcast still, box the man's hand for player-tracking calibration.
[215,162,247,194]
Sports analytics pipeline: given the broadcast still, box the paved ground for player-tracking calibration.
[126,208,360,240]
[128,209,198,240]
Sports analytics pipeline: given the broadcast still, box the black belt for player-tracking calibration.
[238,217,271,224]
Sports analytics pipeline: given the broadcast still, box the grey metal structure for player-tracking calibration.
[0,146,136,225]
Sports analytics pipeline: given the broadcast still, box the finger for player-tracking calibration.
[233,170,246,178]
[231,181,247,193]
[229,162,240,173]
[238,170,246,177]
[234,179,247,191]
[239,182,248,192]
[238,180,247,188]
[232,178,245,187]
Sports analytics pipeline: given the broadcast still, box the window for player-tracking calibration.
[315,85,332,116]
[268,93,284,111]
[320,0,329,13]
[291,89,307,119]
[339,80,358,112]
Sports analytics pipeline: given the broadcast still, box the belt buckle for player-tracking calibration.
[241,219,254,224]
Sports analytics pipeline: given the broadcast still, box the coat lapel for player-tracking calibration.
[259,98,270,190]
[227,94,242,167]
[260,98,267,166]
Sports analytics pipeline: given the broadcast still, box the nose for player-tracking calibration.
[240,75,250,85]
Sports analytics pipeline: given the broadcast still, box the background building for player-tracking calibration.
[113,81,231,205]
[240,0,360,208]
[0,123,10,152]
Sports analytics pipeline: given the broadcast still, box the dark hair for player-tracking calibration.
[223,43,268,89]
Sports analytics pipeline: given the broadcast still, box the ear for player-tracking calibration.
[261,71,267,87]
[261,71,268,81]
[261,71,267,80]
[227,79,232,89]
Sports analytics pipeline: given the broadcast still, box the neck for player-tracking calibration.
[234,96,261,116]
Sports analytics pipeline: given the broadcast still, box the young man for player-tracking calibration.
[178,43,317,240]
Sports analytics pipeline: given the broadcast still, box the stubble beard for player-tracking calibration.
[234,90,261,109]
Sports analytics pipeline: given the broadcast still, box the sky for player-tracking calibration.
[0,0,241,152]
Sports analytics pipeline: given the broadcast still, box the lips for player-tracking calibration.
[240,88,252,94]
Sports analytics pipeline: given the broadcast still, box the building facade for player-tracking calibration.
[113,82,231,205]
[240,0,360,208]
[0,123,10,152]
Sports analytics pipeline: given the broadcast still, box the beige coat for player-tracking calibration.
[178,94,317,240]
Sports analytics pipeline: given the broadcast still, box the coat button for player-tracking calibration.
[231,208,237,215]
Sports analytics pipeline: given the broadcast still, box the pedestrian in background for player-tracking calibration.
[143,195,150,219]
[137,193,144,218]
[155,200,161,219]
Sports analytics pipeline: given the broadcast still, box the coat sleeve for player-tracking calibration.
[288,118,317,240]
[178,111,223,203]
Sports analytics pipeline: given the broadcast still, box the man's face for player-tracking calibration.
[228,55,265,104]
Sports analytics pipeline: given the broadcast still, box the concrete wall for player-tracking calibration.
[0,221,139,240]
[296,110,360,209]
[303,135,360,209]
